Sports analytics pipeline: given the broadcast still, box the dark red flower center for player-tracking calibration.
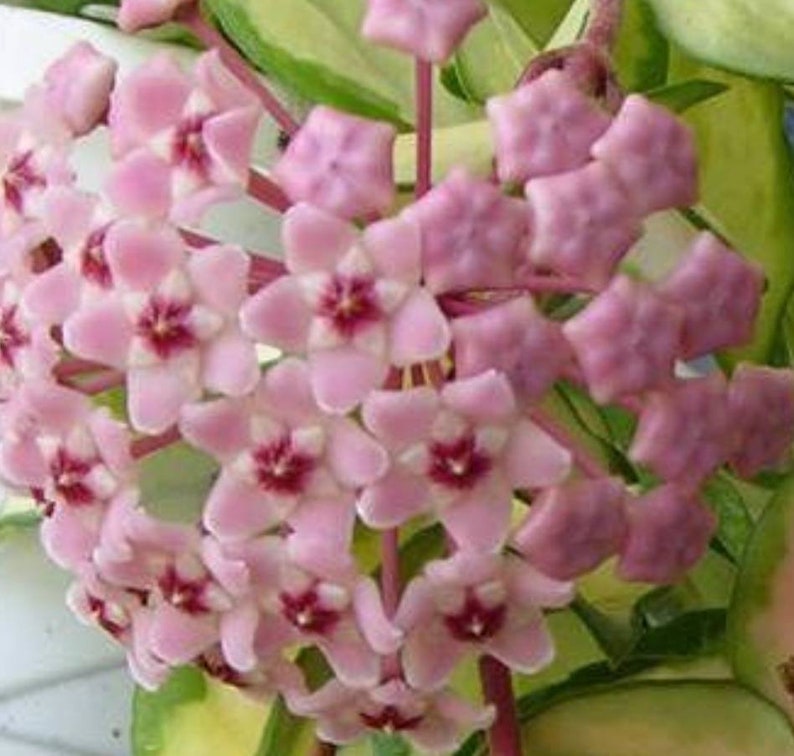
[360,705,424,733]
[252,435,315,495]
[172,115,211,176]
[50,448,98,507]
[199,648,248,688]
[2,151,45,213]
[158,565,211,615]
[443,590,506,642]
[280,588,340,635]
[136,296,197,360]
[80,226,113,288]
[0,305,30,368]
[428,434,492,491]
[87,595,129,639]
[317,274,382,338]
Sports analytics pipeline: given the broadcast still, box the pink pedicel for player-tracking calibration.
[487,70,611,184]
[362,0,487,63]
[274,107,396,220]
[1,9,792,752]
[592,94,699,214]
[659,231,765,359]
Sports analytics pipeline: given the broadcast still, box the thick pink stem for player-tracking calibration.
[415,59,433,198]
[248,169,292,212]
[381,529,401,617]
[132,426,182,459]
[584,0,625,50]
[529,408,606,478]
[177,6,299,135]
[479,656,523,756]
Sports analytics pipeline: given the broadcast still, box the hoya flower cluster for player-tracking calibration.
[1,0,792,751]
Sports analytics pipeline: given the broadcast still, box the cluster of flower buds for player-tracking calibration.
[0,0,792,751]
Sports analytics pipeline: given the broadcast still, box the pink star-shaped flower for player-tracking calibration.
[487,70,611,184]
[360,371,571,550]
[630,374,735,485]
[452,296,573,403]
[293,678,494,751]
[274,107,395,220]
[563,275,684,404]
[513,478,629,580]
[592,94,698,214]
[63,228,259,433]
[394,551,573,691]
[107,51,260,223]
[728,364,794,478]
[204,533,401,689]
[241,203,451,414]
[362,0,487,63]
[180,358,387,542]
[658,232,765,359]
[526,162,642,287]
[617,485,716,584]
[403,169,527,295]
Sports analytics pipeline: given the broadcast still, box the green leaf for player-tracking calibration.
[487,0,574,49]
[205,0,478,128]
[138,442,219,524]
[702,473,755,564]
[613,0,669,93]
[451,4,537,102]
[9,0,116,16]
[646,79,729,113]
[133,668,267,756]
[630,609,726,660]
[646,0,794,82]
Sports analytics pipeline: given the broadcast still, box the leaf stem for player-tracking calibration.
[479,655,523,756]
[415,59,433,198]
[178,5,299,135]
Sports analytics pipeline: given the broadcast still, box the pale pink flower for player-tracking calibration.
[118,0,194,31]
[617,485,716,584]
[728,364,794,478]
[592,94,698,213]
[362,0,487,63]
[487,70,611,184]
[293,678,494,752]
[360,371,571,550]
[204,533,402,688]
[27,43,117,138]
[630,374,735,485]
[658,232,765,359]
[563,275,683,404]
[274,107,395,220]
[179,358,387,542]
[22,187,117,325]
[403,168,527,295]
[395,551,573,691]
[513,478,628,580]
[526,162,642,287]
[241,203,450,414]
[107,51,260,223]
[63,231,258,433]
[451,296,572,403]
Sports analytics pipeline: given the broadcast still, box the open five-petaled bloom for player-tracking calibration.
[360,371,572,550]
[241,203,451,414]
